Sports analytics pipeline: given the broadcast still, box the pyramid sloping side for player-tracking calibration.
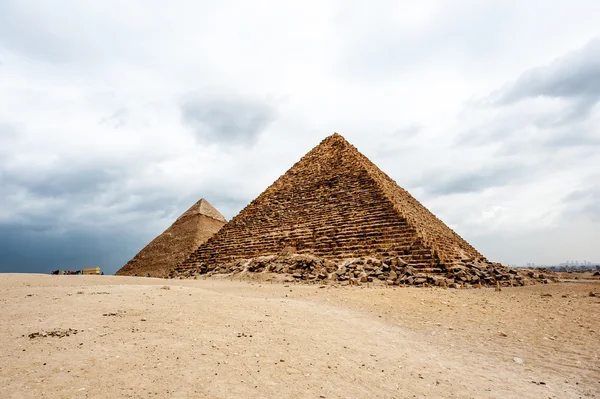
[116,206,226,277]
[353,149,486,265]
[178,134,476,273]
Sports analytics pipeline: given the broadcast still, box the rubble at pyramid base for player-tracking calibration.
[169,251,554,288]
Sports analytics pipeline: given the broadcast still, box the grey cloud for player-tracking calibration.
[459,116,600,152]
[0,1,156,65]
[458,38,600,153]
[0,224,145,274]
[0,121,18,137]
[0,123,18,161]
[0,174,179,274]
[99,108,128,128]
[0,189,245,275]
[562,183,600,222]
[414,165,522,196]
[0,121,249,274]
[0,137,158,230]
[180,93,276,146]
[335,1,513,80]
[543,127,600,149]
[537,97,598,128]
[0,1,100,63]
[115,191,179,218]
[393,124,422,139]
[0,185,246,274]
[0,122,20,146]
[488,38,600,105]
[373,124,422,158]
[4,166,123,198]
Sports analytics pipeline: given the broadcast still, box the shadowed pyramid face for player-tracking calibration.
[177,133,486,275]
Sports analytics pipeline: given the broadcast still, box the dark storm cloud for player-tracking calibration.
[0,224,146,274]
[0,171,179,274]
[0,133,249,273]
[0,112,255,273]
[0,177,250,274]
[180,93,276,146]
[414,165,522,196]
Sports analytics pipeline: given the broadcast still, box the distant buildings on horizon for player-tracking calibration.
[513,260,599,272]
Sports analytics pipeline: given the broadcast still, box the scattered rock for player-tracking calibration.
[29,328,79,339]
[513,357,523,364]
[168,252,555,288]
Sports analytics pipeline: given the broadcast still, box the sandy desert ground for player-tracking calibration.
[0,274,598,399]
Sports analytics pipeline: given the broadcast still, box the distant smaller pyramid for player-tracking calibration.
[116,199,226,278]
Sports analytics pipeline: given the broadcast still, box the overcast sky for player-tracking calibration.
[1,0,599,274]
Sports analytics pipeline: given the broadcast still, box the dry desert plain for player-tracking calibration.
[0,274,598,398]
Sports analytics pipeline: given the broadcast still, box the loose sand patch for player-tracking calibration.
[0,274,598,398]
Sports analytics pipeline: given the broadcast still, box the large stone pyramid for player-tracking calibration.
[172,134,549,287]
[116,198,226,278]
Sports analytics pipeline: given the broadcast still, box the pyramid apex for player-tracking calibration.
[320,132,352,147]
[326,132,345,139]
[178,198,227,223]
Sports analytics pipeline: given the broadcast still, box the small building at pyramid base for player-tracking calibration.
[169,134,553,287]
[116,198,226,278]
